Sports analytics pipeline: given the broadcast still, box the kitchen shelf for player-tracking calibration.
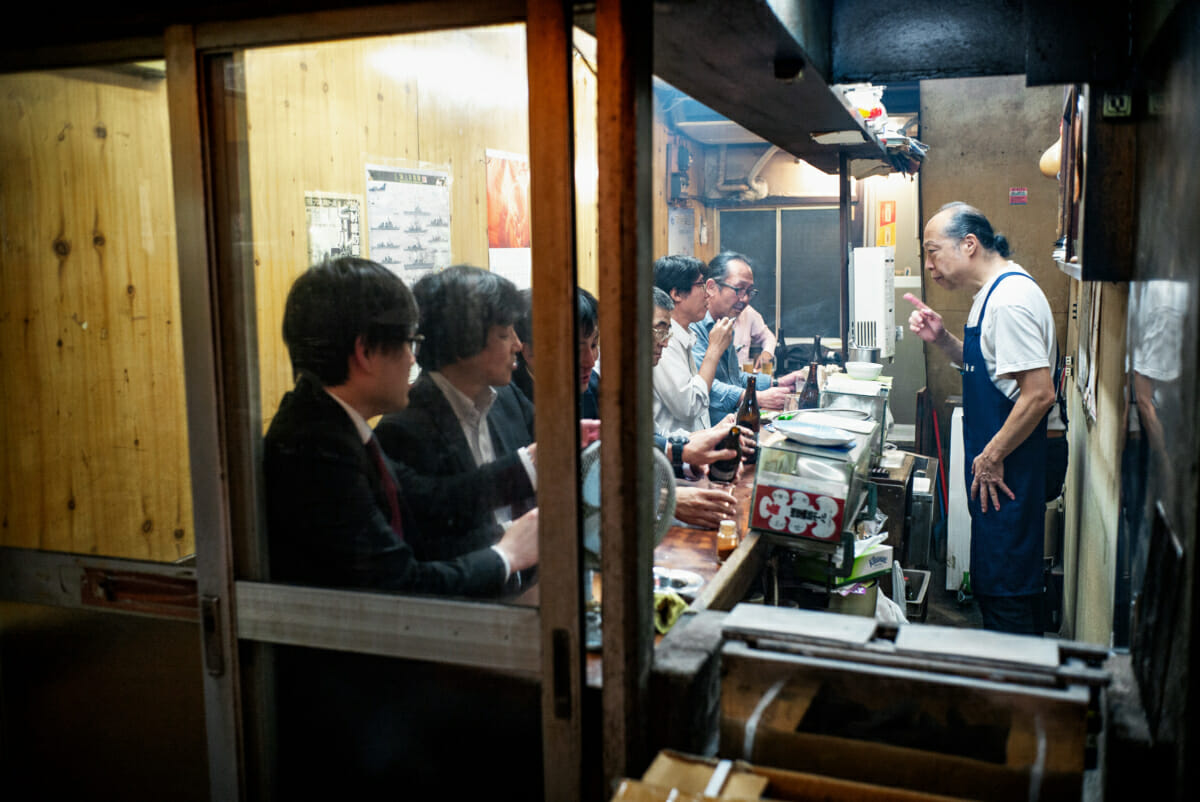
[579,0,893,176]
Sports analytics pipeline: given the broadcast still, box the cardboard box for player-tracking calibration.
[611,750,973,801]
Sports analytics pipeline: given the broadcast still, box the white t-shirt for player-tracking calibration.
[967,262,1063,429]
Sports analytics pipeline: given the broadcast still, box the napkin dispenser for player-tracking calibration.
[749,421,878,543]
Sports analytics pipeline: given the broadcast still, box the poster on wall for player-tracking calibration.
[668,207,695,256]
[364,164,452,284]
[486,149,532,289]
[305,191,363,265]
[876,200,896,247]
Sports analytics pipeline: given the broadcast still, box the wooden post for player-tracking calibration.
[527,1,586,798]
[597,0,654,789]
[165,24,244,802]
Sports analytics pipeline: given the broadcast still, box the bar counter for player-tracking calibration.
[586,469,767,687]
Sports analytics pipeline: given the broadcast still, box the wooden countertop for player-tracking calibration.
[586,471,767,687]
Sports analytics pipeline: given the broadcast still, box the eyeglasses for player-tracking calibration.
[407,334,424,357]
[715,281,758,300]
[651,325,673,345]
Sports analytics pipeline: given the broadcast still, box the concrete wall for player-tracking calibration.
[918,75,1126,643]
[1061,280,1127,643]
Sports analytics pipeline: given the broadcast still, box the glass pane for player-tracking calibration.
[781,207,842,339]
[718,208,777,330]
[0,64,193,562]
[235,27,545,603]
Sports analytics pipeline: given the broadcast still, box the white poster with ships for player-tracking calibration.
[364,164,451,284]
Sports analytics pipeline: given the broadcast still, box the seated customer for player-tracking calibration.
[264,257,537,596]
[512,285,600,420]
[692,251,807,418]
[578,286,601,419]
[652,287,739,528]
[511,287,535,402]
[375,265,538,564]
[652,254,733,434]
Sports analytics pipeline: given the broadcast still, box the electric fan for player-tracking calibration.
[578,440,677,650]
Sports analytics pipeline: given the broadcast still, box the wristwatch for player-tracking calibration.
[668,435,689,477]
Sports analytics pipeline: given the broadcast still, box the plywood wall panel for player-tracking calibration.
[0,69,193,560]
[246,28,547,424]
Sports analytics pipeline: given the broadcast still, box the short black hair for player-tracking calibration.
[707,250,754,283]
[282,257,418,386]
[653,254,705,296]
[936,202,1011,258]
[513,285,598,348]
[513,287,534,348]
[652,286,675,311]
[577,286,599,339]
[412,265,527,371]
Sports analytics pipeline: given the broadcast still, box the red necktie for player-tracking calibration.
[366,436,404,539]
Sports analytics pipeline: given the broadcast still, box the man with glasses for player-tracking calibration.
[691,251,806,420]
[652,254,733,434]
[264,257,538,596]
[651,287,741,527]
[375,265,539,577]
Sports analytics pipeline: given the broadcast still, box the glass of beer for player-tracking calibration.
[759,352,774,376]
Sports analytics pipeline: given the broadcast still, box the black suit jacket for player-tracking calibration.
[374,373,536,562]
[263,373,507,596]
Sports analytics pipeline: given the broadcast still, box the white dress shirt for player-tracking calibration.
[653,317,711,436]
[428,372,536,529]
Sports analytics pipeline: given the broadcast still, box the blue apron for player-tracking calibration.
[962,272,1047,597]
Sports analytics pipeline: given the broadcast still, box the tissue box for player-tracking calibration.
[793,543,893,587]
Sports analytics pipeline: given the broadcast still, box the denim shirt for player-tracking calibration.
[689,312,772,421]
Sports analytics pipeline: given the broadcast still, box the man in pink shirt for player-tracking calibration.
[733,303,777,372]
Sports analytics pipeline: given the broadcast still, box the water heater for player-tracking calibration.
[851,246,896,359]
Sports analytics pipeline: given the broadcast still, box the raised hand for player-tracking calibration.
[708,316,735,355]
[904,292,946,344]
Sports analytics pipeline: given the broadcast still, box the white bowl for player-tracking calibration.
[845,361,883,380]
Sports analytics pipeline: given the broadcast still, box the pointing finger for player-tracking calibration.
[903,292,930,311]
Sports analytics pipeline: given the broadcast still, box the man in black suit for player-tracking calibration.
[375,265,540,564]
[265,259,543,796]
[264,257,538,595]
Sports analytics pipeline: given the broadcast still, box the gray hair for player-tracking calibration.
[936,202,1011,258]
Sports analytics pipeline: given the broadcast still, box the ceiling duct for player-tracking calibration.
[709,144,780,202]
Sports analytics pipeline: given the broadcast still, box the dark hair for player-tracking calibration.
[577,286,599,339]
[936,202,1011,258]
[282,257,418,386]
[652,286,675,311]
[413,265,527,371]
[653,254,705,296]
[707,250,754,283]
[513,287,534,348]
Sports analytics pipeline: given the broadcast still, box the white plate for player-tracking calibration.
[653,567,704,599]
[790,407,870,421]
[773,418,857,448]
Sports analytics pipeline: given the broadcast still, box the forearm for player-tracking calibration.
[708,378,744,420]
[934,329,964,364]
[981,391,1053,465]
[697,350,722,388]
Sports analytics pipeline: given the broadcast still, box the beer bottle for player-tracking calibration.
[708,425,742,484]
[798,334,822,410]
[735,369,761,465]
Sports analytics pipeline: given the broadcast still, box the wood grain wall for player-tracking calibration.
[0,67,194,560]
[247,26,600,421]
